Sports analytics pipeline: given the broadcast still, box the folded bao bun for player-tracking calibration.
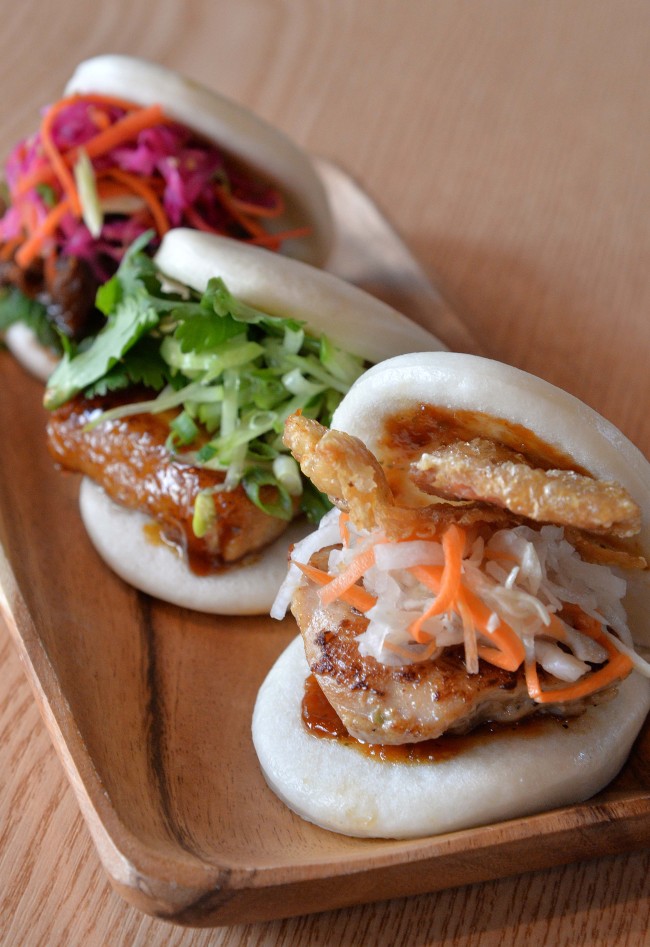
[65,55,333,267]
[79,479,311,616]
[332,351,650,640]
[154,230,444,365]
[7,54,333,380]
[252,351,650,837]
[78,233,445,615]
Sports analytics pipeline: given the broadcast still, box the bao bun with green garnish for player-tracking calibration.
[1,54,333,381]
[253,352,650,836]
[44,231,445,615]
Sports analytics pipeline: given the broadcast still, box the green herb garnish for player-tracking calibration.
[43,236,366,526]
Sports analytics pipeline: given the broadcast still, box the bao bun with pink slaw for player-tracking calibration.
[0,54,333,380]
[253,352,650,838]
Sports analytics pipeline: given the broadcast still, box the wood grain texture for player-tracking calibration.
[2,0,650,943]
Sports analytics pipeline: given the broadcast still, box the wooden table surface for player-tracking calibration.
[2,1,650,943]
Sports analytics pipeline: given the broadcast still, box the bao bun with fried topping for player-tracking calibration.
[73,233,445,615]
[253,352,650,837]
[5,54,333,380]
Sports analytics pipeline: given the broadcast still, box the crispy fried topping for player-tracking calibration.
[412,438,641,538]
[284,414,645,568]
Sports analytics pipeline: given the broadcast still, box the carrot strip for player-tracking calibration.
[0,236,23,261]
[544,613,568,642]
[527,612,633,703]
[248,225,311,247]
[183,203,221,234]
[14,198,73,269]
[39,99,81,214]
[213,185,267,238]
[482,548,519,563]
[227,190,285,219]
[458,595,479,673]
[527,652,632,703]
[409,565,443,593]
[477,645,523,671]
[82,104,168,161]
[524,656,542,697]
[319,546,377,606]
[296,561,377,613]
[16,102,169,197]
[101,169,170,236]
[408,524,465,643]
[458,584,526,671]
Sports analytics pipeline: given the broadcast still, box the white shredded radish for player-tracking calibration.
[534,638,589,682]
[270,507,341,619]
[373,540,444,571]
[270,507,650,683]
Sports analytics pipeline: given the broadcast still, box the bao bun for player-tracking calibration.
[79,233,445,615]
[154,230,444,365]
[8,54,333,380]
[65,55,333,267]
[332,351,650,645]
[253,636,650,838]
[80,479,310,616]
[252,351,650,837]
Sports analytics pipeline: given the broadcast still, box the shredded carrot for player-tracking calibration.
[16,101,170,199]
[408,524,465,643]
[319,545,377,606]
[458,594,479,673]
[476,645,522,671]
[82,104,169,162]
[38,99,81,215]
[457,584,525,672]
[0,236,22,261]
[544,613,568,642]
[293,514,636,705]
[384,638,441,662]
[100,169,170,236]
[213,185,267,238]
[526,610,633,703]
[482,548,520,563]
[248,225,312,247]
[338,512,351,548]
[228,189,285,219]
[14,198,73,269]
[296,561,377,613]
[183,203,221,234]
[6,93,308,262]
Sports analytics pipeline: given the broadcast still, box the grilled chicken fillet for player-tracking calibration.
[292,550,604,745]
[46,392,291,569]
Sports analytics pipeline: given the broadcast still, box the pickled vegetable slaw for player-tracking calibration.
[44,235,366,523]
[272,507,650,700]
[0,92,308,353]
[0,92,304,276]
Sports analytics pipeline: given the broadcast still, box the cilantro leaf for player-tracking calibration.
[44,291,160,408]
[173,309,242,354]
[203,277,304,334]
[83,336,174,397]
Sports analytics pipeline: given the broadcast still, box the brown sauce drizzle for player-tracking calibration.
[377,403,593,508]
[380,404,590,472]
[142,519,262,576]
[301,674,569,765]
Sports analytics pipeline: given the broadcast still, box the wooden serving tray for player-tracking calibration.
[1,165,650,926]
